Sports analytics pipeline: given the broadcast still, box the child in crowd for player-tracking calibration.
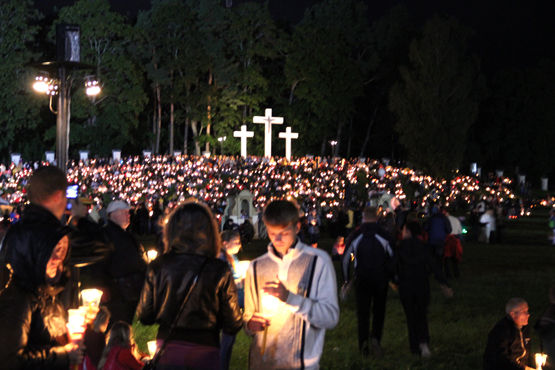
[219,230,244,370]
[83,307,111,370]
[98,321,147,370]
[332,236,345,261]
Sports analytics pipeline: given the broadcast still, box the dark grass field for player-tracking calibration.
[134,207,555,369]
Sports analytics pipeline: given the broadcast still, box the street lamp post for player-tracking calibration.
[330,140,337,157]
[218,136,226,156]
[28,24,99,173]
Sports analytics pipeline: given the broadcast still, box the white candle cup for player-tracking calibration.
[81,288,103,307]
[147,250,158,262]
[536,353,547,370]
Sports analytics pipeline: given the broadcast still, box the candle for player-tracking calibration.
[260,292,280,355]
[536,353,547,370]
[147,250,158,262]
[81,288,103,308]
[147,340,158,358]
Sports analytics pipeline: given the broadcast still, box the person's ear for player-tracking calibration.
[295,221,301,234]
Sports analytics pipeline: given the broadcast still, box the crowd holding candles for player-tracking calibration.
[0,155,539,226]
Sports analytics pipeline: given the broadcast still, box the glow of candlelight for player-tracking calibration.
[147,340,158,358]
[81,288,103,308]
[236,261,250,279]
[147,250,158,262]
[536,353,547,370]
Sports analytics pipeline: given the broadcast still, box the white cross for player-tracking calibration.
[233,125,254,158]
[253,108,283,157]
[279,127,298,161]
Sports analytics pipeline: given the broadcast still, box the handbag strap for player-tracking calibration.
[150,257,207,365]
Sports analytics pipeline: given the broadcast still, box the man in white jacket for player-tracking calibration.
[244,200,339,370]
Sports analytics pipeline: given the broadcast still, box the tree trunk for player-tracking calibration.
[289,80,299,105]
[155,84,162,155]
[184,116,189,155]
[359,107,378,158]
[169,98,174,154]
[206,71,213,153]
[335,120,343,157]
[320,135,327,157]
[346,116,353,159]
[191,120,201,156]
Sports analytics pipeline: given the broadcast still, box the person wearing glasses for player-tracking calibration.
[483,297,535,370]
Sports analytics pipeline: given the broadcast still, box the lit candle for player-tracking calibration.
[536,353,547,370]
[81,288,103,308]
[147,340,158,358]
[147,250,158,263]
[260,292,280,355]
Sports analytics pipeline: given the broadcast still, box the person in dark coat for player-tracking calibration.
[137,201,242,370]
[342,206,394,358]
[103,200,147,326]
[424,207,452,267]
[483,298,534,370]
[391,221,453,357]
[0,165,84,369]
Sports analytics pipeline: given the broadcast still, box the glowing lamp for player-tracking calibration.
[33,71,52,93]
[85,75,101,96]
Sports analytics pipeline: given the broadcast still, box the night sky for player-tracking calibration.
[34,0,555,73]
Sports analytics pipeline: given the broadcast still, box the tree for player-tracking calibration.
[0,0,44,161]
[389,15,485,177]
[473,60,555,182]
[284,0,370,157]
[53,0,148,157]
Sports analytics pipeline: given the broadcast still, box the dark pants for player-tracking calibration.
[355,276,389,350]
[444,256,460,279]
[399,281,430,354]
[220,333,236,370]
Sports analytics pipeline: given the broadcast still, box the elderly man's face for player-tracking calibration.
[510,303,530,327]
[110,209,130,230]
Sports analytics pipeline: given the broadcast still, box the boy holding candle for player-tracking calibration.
[244,199,339,370]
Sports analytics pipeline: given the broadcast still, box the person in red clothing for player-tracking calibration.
[83,307,111,370]
[98,321,147,370]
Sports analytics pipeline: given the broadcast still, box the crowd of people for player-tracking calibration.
[0,156,550,370]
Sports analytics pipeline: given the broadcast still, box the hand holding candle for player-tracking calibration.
[262,276,289,303]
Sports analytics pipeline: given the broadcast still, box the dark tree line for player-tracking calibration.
[1,0,554,183]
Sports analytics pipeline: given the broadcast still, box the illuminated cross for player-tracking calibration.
[253,108,283,157]
[279,127,298,161]
[233,125,254,158]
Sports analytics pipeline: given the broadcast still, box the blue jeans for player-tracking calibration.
[220,333,236,370]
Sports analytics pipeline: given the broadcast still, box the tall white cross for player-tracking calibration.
[233,125,254,158]
[253,108,283,157]
[279,127,298,161]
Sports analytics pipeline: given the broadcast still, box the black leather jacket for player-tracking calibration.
[137,252,243,347]
[0,204,72,370]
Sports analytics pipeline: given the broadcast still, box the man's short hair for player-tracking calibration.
[506,297,527,315]
[26,166,67,204]
[263,200,299,227]
[362,206,379,222]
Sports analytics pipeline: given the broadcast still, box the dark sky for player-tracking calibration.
[34,0,555,73]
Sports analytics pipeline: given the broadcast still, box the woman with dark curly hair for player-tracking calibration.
[137,200,242,370]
